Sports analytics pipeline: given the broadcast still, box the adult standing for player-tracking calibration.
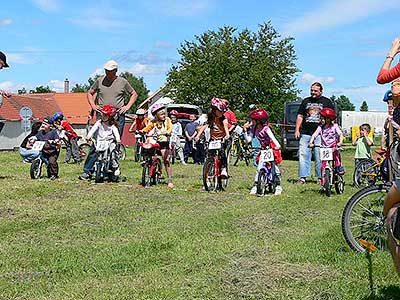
[294,82,335,184]
[0,51,11,133]
[87,60,138,137]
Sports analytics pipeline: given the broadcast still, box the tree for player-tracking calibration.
[120,72,150,113]
[360,101,368,111]
[18,87,27,94]
[166,22,299,121]
[29,86,54,93]
[71,83,89,93]
[330,95,355,112]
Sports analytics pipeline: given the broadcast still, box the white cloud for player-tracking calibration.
[0,81,31,93]
[155,41,172,49]
[156,0,211,17]
[283,0,399,36]
[47,79,64,92]
[31,0,60,12]
[300,73,336,85]
[0,19,12,27]
[127,63,169,76]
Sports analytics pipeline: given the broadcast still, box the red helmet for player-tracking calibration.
[169,110,179,117]
[249,109,269,121]
[101,104,117,117]
[211,97,228,112]
[320,108,336,119]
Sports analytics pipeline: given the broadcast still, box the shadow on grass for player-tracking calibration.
[362,286,400,300]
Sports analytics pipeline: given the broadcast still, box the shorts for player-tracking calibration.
[159,142,170,150]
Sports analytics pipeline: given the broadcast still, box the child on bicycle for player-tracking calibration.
[352,123,373,166]
[195,97,230,178]
[53,112,80,164]
[246,109,283,195]
[128,108,148,132]
[79,105,121,180]
[308,108,344,175]
[140,103,174,188]
[34,116,61,180]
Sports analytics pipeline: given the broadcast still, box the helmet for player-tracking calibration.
[101,104,117,117]
[150,102,166,115]
[383,90,392,103]
[320,108,336,119]
[136,108,146,115]
[249,109,269,122]
[169,110,179,116]
[211,97,228,112]
[53,112,64,121]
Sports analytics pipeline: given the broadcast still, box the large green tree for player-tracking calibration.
[330,95,355,112]
[166,22,299,121]
[360,101,368,111]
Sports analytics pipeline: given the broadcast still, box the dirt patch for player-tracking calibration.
[0,208,16,218]
[235,213,288,239]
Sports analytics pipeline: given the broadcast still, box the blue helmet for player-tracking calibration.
[383,90,392,103]
[53,112,64,121]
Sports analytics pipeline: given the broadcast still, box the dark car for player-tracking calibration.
[281,100,301,157]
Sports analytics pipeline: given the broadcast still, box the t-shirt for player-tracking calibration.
[61,120,78,140]
[171,122,183,137]
[185,121,198,137]
[134,117,148,131]
[311,123,342,147]
[36,129,60,151]
[355,137,372,159]
[90,76,135,109]
[377,61,400,84]
[210,116,226,140]
[297,96,335,135]
[87,120,121,142]
[224,110,238,129]
[142,117,172,143]
[251,124,280,148]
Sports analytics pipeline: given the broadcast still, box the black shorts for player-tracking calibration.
[159,142,170,150]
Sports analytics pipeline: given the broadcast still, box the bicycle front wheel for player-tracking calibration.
[203,158,218,192]
[341,184,389,252]
[119,144,126,160]
[141,162,151,187]
[30,158,42,179]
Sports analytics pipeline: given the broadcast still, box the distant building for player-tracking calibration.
[340,110,387,137]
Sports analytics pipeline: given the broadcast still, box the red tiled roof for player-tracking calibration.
[53,93,91,125]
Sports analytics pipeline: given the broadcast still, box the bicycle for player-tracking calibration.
[341,183,390,252]
[140,136,162,187]
[312,144,345,197]
[203,139,228,192]
[134,132,144,162]
[92,139,121,183]
[353,149,390,188]
[255,146,279,196]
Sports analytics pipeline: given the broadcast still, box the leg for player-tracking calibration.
[118,113,126,138]
[19,148,40,162]
[386,206,400,274]
[65,142,72,163]
[46,151,59,177]
[298,134,312,179]
[161,148,173,187]
[313,135,322,179]
[83,146,98,175]
[71,138,80,162]
[176,143,186,164]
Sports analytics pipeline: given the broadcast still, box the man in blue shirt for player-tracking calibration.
[184,114,198,163]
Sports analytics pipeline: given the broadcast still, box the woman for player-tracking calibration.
[19,122,42,162]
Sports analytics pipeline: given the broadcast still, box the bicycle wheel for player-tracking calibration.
[218,167,229,191]
[203,158,218,192]
[94,161,103,183]
[30,158,42,179]
[341,184,389,252]
[335,174,345,194]
[78,143,91,160]
[256,169,267,196]
[141,162,151,187]
[324,169,331,197]
[233,141,242,166]
[134,143,141,162]
[353,159,377,188]
[152,158,162,185]
[119,144,126,160]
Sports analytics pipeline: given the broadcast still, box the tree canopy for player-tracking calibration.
[330,95,355,112]
[29,85,54,94]
[166,22,299,121]
[360,100,368,111]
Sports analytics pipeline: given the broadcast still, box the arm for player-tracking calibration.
[223,119,230,140]
[352,133,359,146]
[165,118,172,135]
[265,127,281,149]
[128,122,136,133]
[194,124,207,141]
[140,121,154,134]
[119,90,138,114]
[294,114,303,139]
[309,127,321,146]
[377,38,400,84]
[335,124,344,146]
[364,135,373,146]
[87,80,101,112]
[87,121,100,140]
[112,126,121,143]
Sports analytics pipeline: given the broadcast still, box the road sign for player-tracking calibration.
[19,106,33,119]
[21,118,31,130]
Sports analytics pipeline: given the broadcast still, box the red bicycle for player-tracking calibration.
[140,136,162,187]
[203,139,228,192]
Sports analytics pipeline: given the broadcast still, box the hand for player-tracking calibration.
[274,145,281,150]
[225,134,230,140]
[295,129,300,140]
[92,104,101,112]
[308,143,314,148]
[118,106,129,114]
[389,38,400,57]
[188,137,192,141]
[337,142,342,147]
[194,136,199,142]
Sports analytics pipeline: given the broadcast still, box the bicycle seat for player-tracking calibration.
[375,149,386,156]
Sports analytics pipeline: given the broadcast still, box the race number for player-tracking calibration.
[96,139,111,151]
[320,148,333,161]
[32,141,46,151]
[259,149,274,162]
[208,140,222,150]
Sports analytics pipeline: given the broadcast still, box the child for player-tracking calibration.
[34,116,61,180]
[352,123,373,166]
[309,108,345,177]
[246,109,283,195]
[19,121,42,163]
[140,103,174,188]
[169,110,187,165]
[53,112,80,164]
[195,97,230,177]
[128,108,148,132]
[79,105,121,180]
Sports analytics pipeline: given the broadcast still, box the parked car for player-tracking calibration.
[281,100,301,157]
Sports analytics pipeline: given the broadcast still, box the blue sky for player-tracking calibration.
[1,0,399,111]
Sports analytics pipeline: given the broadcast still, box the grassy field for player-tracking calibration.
[0,147,399,300]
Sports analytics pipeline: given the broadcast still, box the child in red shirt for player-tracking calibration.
[53,112,80,163]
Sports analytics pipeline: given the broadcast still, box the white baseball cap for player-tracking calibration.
[104,60,118,71]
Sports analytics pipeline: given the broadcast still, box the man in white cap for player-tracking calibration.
[87,59,138,136]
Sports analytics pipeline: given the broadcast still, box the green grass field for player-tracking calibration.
[0,148,399,300]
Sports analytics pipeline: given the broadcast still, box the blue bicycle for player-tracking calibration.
[256,147,279,196]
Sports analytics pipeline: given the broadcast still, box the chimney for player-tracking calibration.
[64,78,70,93]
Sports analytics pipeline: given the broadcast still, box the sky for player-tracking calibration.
[1,0,400,111]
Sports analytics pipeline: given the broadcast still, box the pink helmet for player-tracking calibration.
[211,97,228,112]
[151,102,166,114]
[249,109,269,122]
[101,104,117,117]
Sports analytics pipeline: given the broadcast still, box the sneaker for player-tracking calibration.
[221,168,228,178]
[250,185,257,195]
[79,172,91,180]
[114,168,121,176]
[296,178,306,185]
[181,161,187,165]
[274,185,283,195]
